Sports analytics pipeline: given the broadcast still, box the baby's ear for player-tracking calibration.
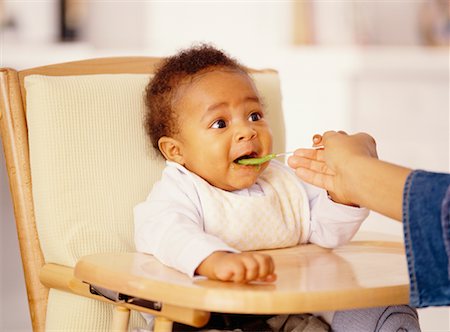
[158,136,185,165]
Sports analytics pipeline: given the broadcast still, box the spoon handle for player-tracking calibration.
[275,146,324,157]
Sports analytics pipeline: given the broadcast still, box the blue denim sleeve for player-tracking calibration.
[403,170,450,307]
[442,185,450,279]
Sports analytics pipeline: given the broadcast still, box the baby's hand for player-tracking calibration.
[196,251,277,283]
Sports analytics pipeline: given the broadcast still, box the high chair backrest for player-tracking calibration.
[0,57,285,331]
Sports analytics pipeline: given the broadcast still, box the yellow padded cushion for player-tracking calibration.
[26,74,163,266]
[25,72,284,330]
[26,73,159,330]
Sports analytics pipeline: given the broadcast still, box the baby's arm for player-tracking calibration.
[196,251,277,283]
[135,165,277,283]
[303,180,369,248]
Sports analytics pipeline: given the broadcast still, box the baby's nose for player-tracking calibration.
[235,124,257,141]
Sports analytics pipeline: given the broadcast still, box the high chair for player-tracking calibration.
[0,57,410,332]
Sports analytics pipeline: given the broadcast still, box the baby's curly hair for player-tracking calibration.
[144,44,246,152]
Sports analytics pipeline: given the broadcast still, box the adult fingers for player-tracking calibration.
[289,155,333,176]
[292,148,324,161]
[321,130,349,144]
[312,134,322,145]
[294,167,334,191]
[313,131,347,145]
[322,130,337,139]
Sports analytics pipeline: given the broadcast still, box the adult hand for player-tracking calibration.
[288,131,378,206]
[196,251,277,283]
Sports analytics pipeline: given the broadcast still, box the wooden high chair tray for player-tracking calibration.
[74,240,409,314]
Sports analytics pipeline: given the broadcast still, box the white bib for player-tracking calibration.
[187,161,310,251]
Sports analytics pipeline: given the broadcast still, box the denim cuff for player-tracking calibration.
[442,186,450,280]
[403,170,450,307]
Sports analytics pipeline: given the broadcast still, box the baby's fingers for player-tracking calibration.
[259,273,277,283]
[230,263,247,283]
[253,254,276,282]
[239,255,259,282]
[238,253,276,283]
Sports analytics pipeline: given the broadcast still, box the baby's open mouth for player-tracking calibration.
[234,152,258,164]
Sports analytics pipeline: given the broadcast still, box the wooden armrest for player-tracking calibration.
[39,263,210,327]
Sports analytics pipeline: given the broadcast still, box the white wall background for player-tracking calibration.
[1,1,449,331]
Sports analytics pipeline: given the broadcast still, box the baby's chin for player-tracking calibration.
[216,178,259,192]
[208,163,269,191]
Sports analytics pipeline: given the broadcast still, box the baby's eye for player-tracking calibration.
[248,112,263,122]
[211,119,227,129]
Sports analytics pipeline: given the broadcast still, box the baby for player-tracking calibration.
[134,45,419,331]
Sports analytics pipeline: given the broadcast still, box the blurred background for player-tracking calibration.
[0,0,448,330]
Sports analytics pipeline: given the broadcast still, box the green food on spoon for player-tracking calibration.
[237,153,277,166]
[237,147,323,166]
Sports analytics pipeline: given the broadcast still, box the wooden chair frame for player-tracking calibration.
[0,57,409,332]
[0,57,181,331]
[0,57,276,331]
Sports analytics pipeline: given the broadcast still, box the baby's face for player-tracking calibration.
[173,69,273,191]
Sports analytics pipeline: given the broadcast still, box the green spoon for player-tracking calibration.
[237,146,324,166]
